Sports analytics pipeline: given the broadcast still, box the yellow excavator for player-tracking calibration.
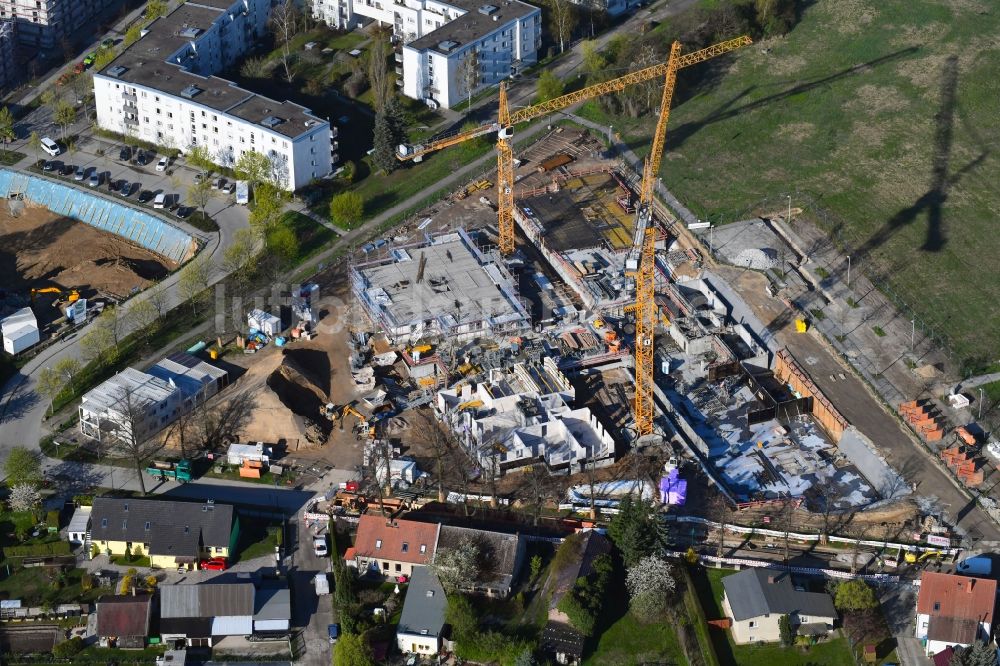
[31,287,80,307]
[904,550,942,564]
[320,403,374,438]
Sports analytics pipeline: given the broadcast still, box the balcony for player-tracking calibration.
[395,65,402,76]
[121,92,137,102]
[123,116,138,126]
[394,51,402,63]
[329,125,338,138]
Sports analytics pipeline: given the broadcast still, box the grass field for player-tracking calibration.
[583,613,688,665]
[580,0,1000,370]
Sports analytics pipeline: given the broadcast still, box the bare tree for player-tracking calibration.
[709,493,731,557]
[192,390,256,451]
[146,284,170,321]
[412,409,451,502]
[270,0,299,84]
[777,498,795,563]
[111,384,165,495]
[547,0,578,54]
[367,38,393,113]
[583,455,600,520]
[460,49,480,109]
[519,465,556,527]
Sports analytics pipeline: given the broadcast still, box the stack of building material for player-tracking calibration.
[940,446,984,487]
[900,400,944,441]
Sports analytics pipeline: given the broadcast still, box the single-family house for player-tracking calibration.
[160,582,255,647]
[435,524,525,598]
[915,571,997,656]
[345,514,438,579]
[396,565,447,656]
[721,569,837,644]
[96,594,154,648]
[89,498,238,570]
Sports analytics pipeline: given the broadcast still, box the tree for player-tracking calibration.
[333,633,375,666]
[329,192,364,228]
[547,0,578,54]
[177,256,212,317]
[270,0,299,84]
[186,144,214,173]
[36,366,65,416]
[432,538,480,592]
[514,649,536,666]
[145,0,167,20]
[265,223,299,267]
[625,555,675,622]
[556,553,613,636]
[235,150,272,200]
[951,641,999,666]
[28,131,41,161]
[146,284,170,321]
[778,614,794,647]
[833,579,878,612]
[110,383,164,495]
[222,227,258,282]
[80,312,117,363]
[0,106,15,159]
[536,70,564,103]
[187,177,213,214]
[755,0,795,36]
[240,56,270,79]
[460,49,480,109]
[249,182,284,231]
[127,299,158,347]
[371,110,399,175]
[608,495,665,567]
[581,40,607,84]
[54,357,81,392]
[124,24,142,47]
[5,447,42,487]
[92,49,117,72]
[367,38,393,113]
[52,637,84,658]
[9,484,41,512]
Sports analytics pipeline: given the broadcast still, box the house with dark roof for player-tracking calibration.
[346,514,439,579]
[396,566,447,656]
[721,569,837,644]
[160,582,255,647]
[916,571,997,656]
[89,498,239,570]
[96,594,153,648]
[435,524,525,598]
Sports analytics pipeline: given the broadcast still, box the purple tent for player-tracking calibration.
[660,468,687,505]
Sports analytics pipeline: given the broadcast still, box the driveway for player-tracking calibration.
[290,506,333,666]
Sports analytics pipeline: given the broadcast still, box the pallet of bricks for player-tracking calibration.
[899,400,944,442]
[940,444,985,487]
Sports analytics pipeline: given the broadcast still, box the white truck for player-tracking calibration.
[314,572,330,596]
[235,180,249,205]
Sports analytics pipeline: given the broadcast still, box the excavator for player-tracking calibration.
[30,287,80,307]
[320,403,375,439]
[904,550,942,564]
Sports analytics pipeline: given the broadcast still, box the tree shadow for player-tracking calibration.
[0,371,41,424]
[855,55,990,258]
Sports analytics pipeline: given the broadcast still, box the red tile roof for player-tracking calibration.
[96,594,153,637]
[351,514,438,565]
[917,572,996,626]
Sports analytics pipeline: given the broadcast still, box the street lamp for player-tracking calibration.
[847,255,852,289]
[786,195,792,223]
[980,387,985,421]
[910,319,915,352]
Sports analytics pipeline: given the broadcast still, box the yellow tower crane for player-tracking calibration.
[629,37,751,437]
[396,35,752,255]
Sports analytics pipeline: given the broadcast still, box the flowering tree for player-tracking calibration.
[625,555,676,622]
[432,538,480,592]
[9,484,41,512]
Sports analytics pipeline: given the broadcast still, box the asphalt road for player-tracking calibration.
[291,506,334,666]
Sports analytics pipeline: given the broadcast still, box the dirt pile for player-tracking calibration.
[265,350,332,444]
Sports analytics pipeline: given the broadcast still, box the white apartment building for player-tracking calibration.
[79,352,227,444]
[312,0,540,110]
[437,358,616,476]
[93,0,336,191]
[0,0,124,49]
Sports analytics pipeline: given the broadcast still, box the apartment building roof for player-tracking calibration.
[408,0,537,54]
[98,3,326,140]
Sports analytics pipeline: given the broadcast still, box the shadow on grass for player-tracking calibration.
[688,565,738,666]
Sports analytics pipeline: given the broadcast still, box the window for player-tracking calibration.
[144,521,151,530]
[122,520,127,529]
[748,621,757,628]
[401,542,409,553]
[933,602,941,611]
[395,563,402,572]
[375,539,382,549]
[101,518,108,528]
[382,562,389,570]
[420,544,427,554]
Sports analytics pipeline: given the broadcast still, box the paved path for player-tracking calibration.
[954,372,1000,397]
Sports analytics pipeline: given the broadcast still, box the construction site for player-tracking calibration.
[150,34,982,550]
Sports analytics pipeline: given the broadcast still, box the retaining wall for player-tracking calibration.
[0,168,196,263]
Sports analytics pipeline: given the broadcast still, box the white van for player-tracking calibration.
[153,192,166,209]
[40,137,61,157]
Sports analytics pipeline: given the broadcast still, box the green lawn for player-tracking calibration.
[692,567,855,666]
[581,0,1000,371]
[583,613,688,666]
[279,211,338,265]
[0,566,110,606]
[236,522,282,563]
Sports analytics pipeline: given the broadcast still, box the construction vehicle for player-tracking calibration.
[904,550,942,564]
[30,287,80,306]
[396,36,751,256]
[145,459,192,482]
[320,403,376,439]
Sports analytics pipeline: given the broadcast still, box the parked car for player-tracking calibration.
[138,189,154,203]
[101,38,115,49]
[153,192,167,209]
[41,160,56,172]
[211,177,224,190]
[119,181,134,197]
[199,557,227,571]
[73,62,85,75]
[119,146,131,161]
[313,535,328,557]
[61,163,75,177]
[88,172,100,187]
[108,179,122,193]
[74,166,86,181]
[135,150,151,166]
[175,206,193,219]
[82,52,97,67]
[223,181,236,195]
[156,156,169,172]
[56,73,72,87]
[327,624,339,644]
[40,136,61,157]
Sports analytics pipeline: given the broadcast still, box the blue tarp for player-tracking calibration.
[0,168,194,263]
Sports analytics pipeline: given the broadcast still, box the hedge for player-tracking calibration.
[4,541,72,558]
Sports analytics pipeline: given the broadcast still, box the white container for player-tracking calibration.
[1,307,39,355]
